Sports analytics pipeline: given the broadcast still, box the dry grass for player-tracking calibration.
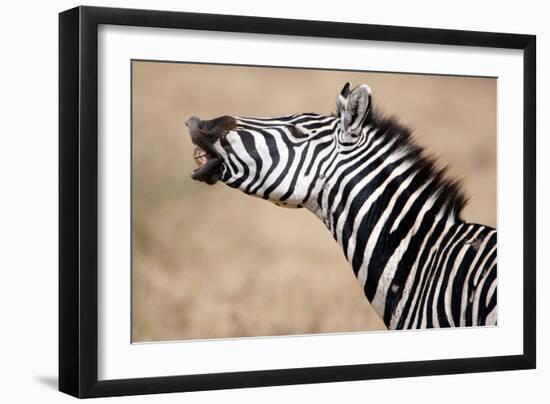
[132,62,496,342]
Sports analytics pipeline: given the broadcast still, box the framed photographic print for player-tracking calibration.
[59,6,536,398]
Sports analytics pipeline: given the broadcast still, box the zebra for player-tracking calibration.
[185,82,497,330]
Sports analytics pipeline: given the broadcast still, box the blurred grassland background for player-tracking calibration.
[132,61,496,342]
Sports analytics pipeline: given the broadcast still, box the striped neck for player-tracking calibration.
[306,117,467,326]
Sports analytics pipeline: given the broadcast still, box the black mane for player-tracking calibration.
[370,108,469,222]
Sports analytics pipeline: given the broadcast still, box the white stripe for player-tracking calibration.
[247,130,273,189]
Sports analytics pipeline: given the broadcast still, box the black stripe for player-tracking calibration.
[246,128,280,195]
[263,128,297,199]
[279,144,310,202]
[237,131,264,194]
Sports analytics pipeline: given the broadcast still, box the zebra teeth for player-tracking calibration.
[193,145,208,168]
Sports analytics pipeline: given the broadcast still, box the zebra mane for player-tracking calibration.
[369,108,469,222]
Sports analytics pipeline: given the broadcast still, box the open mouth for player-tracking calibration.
[187,115,236,185]
[191,144,222,185]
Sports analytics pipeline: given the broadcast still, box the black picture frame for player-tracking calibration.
[59,5,536,398]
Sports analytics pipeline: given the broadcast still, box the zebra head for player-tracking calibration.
[186,83,372,208]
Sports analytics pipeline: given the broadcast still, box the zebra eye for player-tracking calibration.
[287,125,308,138]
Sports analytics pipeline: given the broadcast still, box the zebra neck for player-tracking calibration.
[309,148,461,327]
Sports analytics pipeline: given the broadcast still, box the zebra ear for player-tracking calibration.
[342,84,372,133]
[340,82,351,98]
[336,82,351,116]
